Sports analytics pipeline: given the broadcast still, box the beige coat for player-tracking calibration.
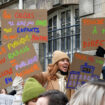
[32,72,74,99]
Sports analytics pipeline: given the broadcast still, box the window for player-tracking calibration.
[61,10,71,51]
[48,15,58,53]
[44,5,80,67]
[75,9,80,50]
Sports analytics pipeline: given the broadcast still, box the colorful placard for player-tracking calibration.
[81,18,105,51]
[67,52,104,89]
[1,9,48,43]
[0,35,42,88]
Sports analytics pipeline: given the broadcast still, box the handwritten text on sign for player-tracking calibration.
[81,18,105,51]
[1,9,48,43]
[0,35,42,88]
[67,53,104,89]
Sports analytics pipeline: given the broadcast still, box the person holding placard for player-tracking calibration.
[32,50,74,100]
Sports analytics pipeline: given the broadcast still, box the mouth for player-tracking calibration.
[63,65,68,70]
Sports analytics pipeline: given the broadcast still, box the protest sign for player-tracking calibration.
[0,35,42,88]
[81,18,105,51]
[0,94,14,105]
[67,52,104,89]
[1,9,48,43]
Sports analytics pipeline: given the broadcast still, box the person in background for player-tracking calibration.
[0,88,7,94]
[22,77,45,105]
[95,46,105,79]
[102,66,105,80]
[12,76,23,105]
[32,50,74,99]
[36,90,68,105]
[69,79,105,105]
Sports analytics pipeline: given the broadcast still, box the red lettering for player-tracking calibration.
[99,40,105,46]
[75,53,87,61]
[14,12,34,19]
[0,57,5,64]
[0,47,6,55]
[83,18,104,25]
[83,41,87,48]
[83,40,105,48]
[32,35,48,41]
[0,68,13,78]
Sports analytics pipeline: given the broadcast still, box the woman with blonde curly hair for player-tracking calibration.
[32,50,74,99]
[69,79,105,105]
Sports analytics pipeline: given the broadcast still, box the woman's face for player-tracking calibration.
[58,58,69,72]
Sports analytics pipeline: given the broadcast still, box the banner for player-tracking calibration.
[81,18,105,51]
[1,9,48,43]
[67,52,104,89]
[0,35,42,88]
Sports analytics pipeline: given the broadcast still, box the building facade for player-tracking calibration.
[35,0,80,70]
[0,0,80,71]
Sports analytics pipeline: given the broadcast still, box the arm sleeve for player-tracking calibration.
[32,72,48,86]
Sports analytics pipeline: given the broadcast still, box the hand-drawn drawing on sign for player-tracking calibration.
[67,53,104,89]
[0,35,42,88]
[1,9,48,43]
[81,18,105,51]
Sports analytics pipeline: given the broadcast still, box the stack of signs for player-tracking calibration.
[81,18,105,51]
[0,37,42,88]
[67,53,104,89]
[1,9,48,43]
[0,9,49,88]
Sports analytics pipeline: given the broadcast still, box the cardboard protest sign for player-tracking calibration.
[1,9,48,43]
[81,18,105,51]
[0,35,42,88]
[67,52,104,89]
[0,94,14,105]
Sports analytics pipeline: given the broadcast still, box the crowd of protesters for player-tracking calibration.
[0,49,105,105]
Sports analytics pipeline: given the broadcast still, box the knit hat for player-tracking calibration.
[52,50,70,65]
[22,77,45,103]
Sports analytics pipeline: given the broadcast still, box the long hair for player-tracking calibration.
[69,79,105,105]
[47,62,70,81]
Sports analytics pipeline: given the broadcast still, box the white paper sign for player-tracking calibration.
[0,94,14,105]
